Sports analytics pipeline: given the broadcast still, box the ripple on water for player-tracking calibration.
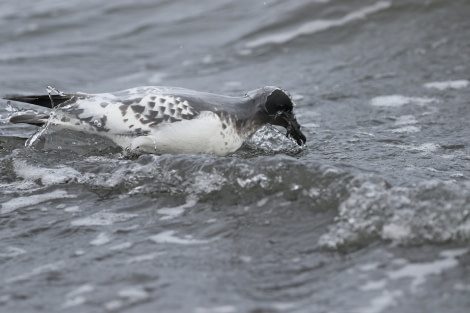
[243,1,391,50]
[370,95,437,107]
[149,230,211,245]
[355,248,468,313]
[1,189,76,215]
[71,211,138,226]
[423,80,469,91]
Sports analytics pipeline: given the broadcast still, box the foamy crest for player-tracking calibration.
[319,176,470,249]
[13,159,82,185]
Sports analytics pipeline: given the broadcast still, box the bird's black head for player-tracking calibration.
[258,87,306,146]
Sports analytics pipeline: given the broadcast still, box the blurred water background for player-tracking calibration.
[1,0,470,312]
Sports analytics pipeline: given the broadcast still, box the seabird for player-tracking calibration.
[5,86,306,156]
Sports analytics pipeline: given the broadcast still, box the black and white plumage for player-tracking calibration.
[6,86,306,156]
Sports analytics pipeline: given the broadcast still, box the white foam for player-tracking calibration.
[245,1,391,48]
[104,300,123,311]
[13,159,81,185]
[149,230,209,245]
[440,248,468,258]
[118,287,149,302]
[74,250,85,256]
[257,197,269,207]
[1,190,75,215]
[359,279,387,291]
[359,290,402,313]
[125,252,163,264]
[394,115,418,126]
[0,181,38,193]
[454,283,470,292]
[386,142,440,153]
[370,95,436,107]
[189,172,226,194]
[62,284,94,308]
[109,242,132,251]
[237,174,269,188]
[358,262,380,272]
[66,284,95,298]
[303,187,321,198]
[457,219,470,238]
[424,80,469,90]
[382,223,411,242]
[103,287,149,310]
[157,196,197,220]
[387,248,467,291]
[64,205,81,212]
[0,246,26,258]
[195,306,237,313]
[270,303,297,311]
[5,261,64,283]
[90,232,112,246]
[62,296,86,308]
[390,126,420,133]
[71,212,138,226]
[238,255,252,263]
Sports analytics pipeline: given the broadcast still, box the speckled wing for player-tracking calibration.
[55,88,201,136]
[117,94,199,127]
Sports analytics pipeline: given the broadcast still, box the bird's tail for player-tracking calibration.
[4,94,74,108]
[4,85,81,108]
[9,112,50,126]
[5,86,77,126]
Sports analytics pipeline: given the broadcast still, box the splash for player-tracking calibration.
[319,176,470,249]
[245,125,305,155]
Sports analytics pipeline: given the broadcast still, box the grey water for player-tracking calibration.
[1,0,470,312]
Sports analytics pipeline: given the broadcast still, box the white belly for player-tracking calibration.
[49,110,246,156]
[129,111,246,156]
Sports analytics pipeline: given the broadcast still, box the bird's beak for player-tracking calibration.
[281,112,306,146]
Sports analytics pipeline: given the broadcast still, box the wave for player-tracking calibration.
[3,142,469,249]
[319,175,470,249]
[240,1,392,52]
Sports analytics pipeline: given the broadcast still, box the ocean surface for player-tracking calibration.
[1,0,470,312]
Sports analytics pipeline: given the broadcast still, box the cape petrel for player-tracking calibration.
[6,86,306,156]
